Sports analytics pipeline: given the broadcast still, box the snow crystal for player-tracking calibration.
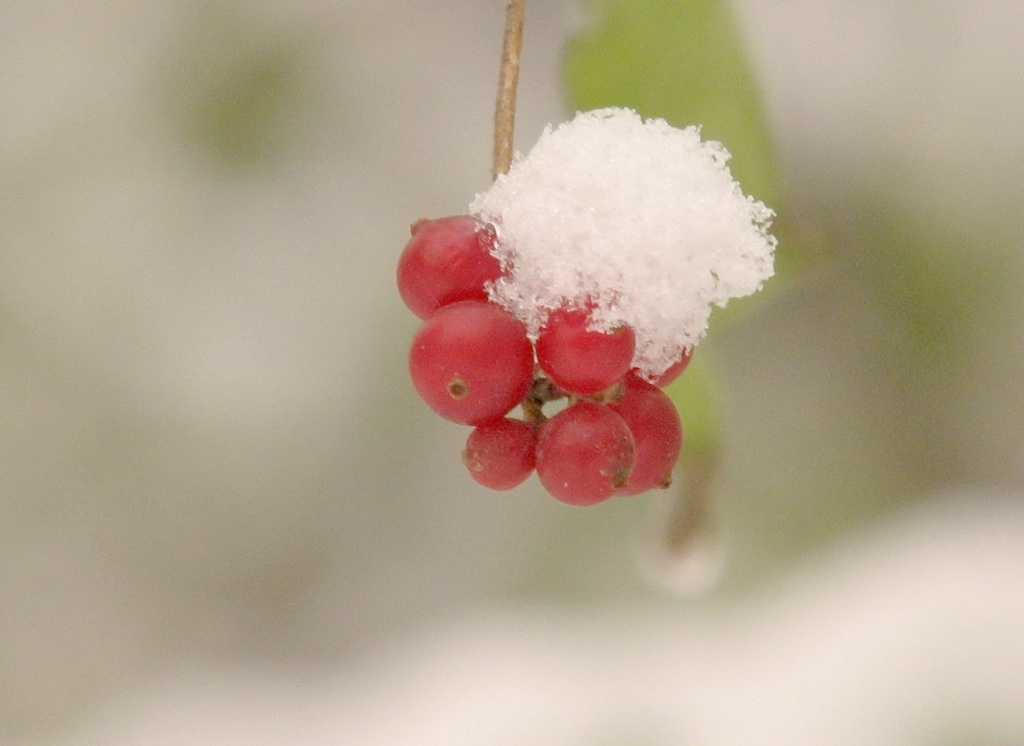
[470,107,776,379]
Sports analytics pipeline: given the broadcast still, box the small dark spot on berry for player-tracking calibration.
[447,378,469,399]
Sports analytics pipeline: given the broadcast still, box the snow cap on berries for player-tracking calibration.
[470,107,776,379]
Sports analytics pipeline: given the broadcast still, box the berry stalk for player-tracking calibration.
[492,0,526,180]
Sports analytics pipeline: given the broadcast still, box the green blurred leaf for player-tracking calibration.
[563,0,791,471]
[663,351,723,466]
[564,0,781,208]
[563,0,812,339]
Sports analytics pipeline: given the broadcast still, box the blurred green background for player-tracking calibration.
[0,1,1020,744]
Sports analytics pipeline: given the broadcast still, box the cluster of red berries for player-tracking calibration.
[397,215,688,506]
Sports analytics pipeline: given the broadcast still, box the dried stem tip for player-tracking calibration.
[492,0,526,181]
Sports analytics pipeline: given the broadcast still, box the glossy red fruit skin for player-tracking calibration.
[397,216,503,319]
[611,376,683,495]
[408,301,533,425]
[462,418,537,490]
[535,307,636,395]
[535,402,635,506]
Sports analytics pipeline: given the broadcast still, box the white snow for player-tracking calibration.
[471,107,776,378]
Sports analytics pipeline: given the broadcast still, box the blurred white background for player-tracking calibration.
[0,1,1021,744]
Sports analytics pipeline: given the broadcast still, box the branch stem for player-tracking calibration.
[492,0,526,180]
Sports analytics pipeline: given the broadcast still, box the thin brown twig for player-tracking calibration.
[492,0,526,181]
[662,455,718,552]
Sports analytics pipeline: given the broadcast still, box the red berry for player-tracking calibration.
[462,418,537,490]
[409,301,533,425]
[535,306,635,395]
[610,376,683,495]
[631,349,692,388]
[396,215,503,319]
[535,402,635,506]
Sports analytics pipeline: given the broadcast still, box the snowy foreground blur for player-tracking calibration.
[1,1,1021,745]
[50,491,1024,746]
